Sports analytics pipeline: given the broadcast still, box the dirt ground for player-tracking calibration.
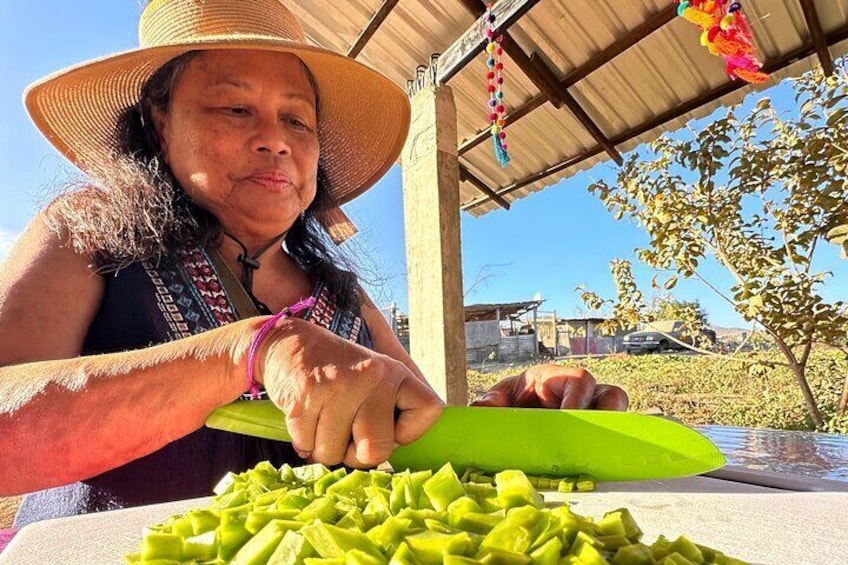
[0,496,20,529]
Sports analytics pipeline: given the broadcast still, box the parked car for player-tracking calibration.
[622,321,716,354]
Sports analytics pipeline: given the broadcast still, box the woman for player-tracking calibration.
[0,0,627,526]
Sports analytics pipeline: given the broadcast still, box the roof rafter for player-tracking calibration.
[459,165,511,210]
[458,4,677,156]
[798,0,835,76]
[347,0,402,58]
[462,22,848,211]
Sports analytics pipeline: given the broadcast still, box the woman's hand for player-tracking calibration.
[471,365,628,411]
[256,318,444,468]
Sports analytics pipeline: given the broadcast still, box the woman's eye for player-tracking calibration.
[284,116,310,130]
[225,107,250,116]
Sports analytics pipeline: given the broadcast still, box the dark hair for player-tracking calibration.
[50,51,361,313]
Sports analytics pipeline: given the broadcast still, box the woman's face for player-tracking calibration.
[153,50,319,237]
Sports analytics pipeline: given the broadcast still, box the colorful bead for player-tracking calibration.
[484,6,510,168]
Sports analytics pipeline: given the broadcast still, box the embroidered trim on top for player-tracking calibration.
[141,260,193,340]
[141,245,239,341]
[177,247,238,327]
[304,280,362,344]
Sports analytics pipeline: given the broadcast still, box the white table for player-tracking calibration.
[3,472,847,564]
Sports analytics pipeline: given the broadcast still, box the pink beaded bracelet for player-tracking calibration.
[245,296,317,400]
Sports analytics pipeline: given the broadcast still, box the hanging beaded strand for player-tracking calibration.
[485,4,510,167]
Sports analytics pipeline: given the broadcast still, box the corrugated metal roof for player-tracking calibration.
[291,0,848,216]
[465,300,544,321]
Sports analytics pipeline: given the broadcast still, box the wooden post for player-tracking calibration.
[401,83,468,406]
[552,310,558,357]
[532,306,539,360]
[495,307,501,361]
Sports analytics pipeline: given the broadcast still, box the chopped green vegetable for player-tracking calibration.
[126,463,750,565]
[423,463,466,511]
[576,473,597,492]
[494,470,544,509]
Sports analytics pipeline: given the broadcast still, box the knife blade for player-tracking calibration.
[206,401,725,481]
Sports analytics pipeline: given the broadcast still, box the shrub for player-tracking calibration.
[468,349,847,432]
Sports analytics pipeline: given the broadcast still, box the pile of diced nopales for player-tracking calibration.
[126,462,747,565]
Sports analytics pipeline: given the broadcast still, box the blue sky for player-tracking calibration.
[2,1,845,329]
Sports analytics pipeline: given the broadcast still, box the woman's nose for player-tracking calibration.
[251,117,291,156]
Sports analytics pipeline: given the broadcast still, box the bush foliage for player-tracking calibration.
[467,349,848,433]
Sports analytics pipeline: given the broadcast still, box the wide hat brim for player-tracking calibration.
[24,36,411,206]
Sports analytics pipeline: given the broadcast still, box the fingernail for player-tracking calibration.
[296,450,311,459]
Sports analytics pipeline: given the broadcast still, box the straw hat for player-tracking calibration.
[24,0,410,210]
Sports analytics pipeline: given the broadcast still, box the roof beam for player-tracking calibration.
[347,0,402,58]
[437,0,543,84]
[798,0,835,76]
[459,165,511,210]
[461,22,848,212]
[528,51,623,165]
[458,4,677,156]
[500,34,565,109]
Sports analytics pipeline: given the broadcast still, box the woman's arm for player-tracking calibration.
[0,213,252,495]
[0,215,442,491]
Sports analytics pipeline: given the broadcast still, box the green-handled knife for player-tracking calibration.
[206,401,724,481]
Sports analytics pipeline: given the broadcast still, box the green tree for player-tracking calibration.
[645,296,708,327]
[579,68,848,429]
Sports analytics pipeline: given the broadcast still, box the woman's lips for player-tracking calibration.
[247,172,292,191]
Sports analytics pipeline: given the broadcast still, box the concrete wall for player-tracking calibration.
[499,334,538,362]
[465,320,500,364]
[464,320,538,363]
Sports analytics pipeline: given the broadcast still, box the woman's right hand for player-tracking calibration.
[250,317,444,469]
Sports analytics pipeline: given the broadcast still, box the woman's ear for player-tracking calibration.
[149,105,170,160]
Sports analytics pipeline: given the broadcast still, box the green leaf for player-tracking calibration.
[826,224,848,244]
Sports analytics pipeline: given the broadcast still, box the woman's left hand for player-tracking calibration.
[470,365,628,410]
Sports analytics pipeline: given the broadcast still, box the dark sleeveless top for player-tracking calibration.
[14,245,372,527]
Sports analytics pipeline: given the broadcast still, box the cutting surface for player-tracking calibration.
[2,476,847,564]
